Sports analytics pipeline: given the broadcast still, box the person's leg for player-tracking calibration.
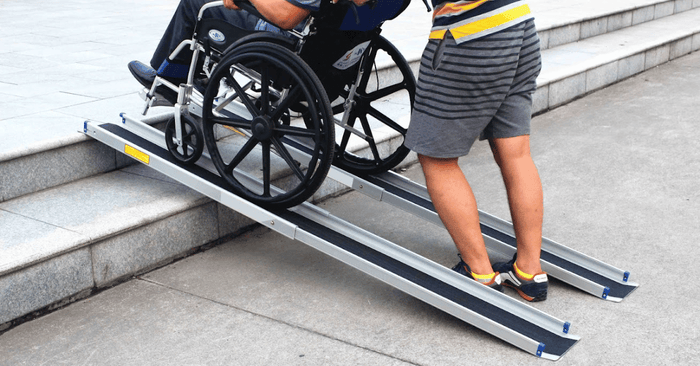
[489,135,543,275]
[150,0,208,71]
[418,154,493,276]
[150,0,259,73]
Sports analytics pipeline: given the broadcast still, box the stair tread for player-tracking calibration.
[0,164,207,276]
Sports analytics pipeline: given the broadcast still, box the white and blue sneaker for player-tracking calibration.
[493,254,548,302]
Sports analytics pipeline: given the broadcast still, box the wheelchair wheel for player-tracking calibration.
[201,42,335,209]
[164,114,204,165]
[332,35,415,175]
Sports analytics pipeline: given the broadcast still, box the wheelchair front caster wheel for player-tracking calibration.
[165,114,204,165]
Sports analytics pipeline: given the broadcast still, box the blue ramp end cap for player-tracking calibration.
[623,271,630,282]
[563,322,571,334]
[602,287,610,299]
[537,343,545,357]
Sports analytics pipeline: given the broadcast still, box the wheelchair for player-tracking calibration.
[137,0,416,209]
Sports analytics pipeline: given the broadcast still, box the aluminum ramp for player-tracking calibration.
[82,119,580,360]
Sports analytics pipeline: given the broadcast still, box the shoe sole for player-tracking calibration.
[503,283,547,302]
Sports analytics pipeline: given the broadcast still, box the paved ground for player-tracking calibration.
[1,44,699,366]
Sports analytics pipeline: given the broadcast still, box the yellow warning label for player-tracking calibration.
[124,144,150,164]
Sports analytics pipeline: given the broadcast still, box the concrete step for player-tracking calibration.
[2,0,700,330]
[535,6,700,112]
[0,163,257,327]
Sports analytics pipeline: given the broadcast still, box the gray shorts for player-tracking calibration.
[404,19,542,158]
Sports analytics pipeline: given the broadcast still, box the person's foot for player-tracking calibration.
[127,60,180,104]
[492,254,548,302]
[452,259,503,292]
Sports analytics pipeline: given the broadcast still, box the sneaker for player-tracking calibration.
[127,60,180,104]
[451,259,503,292]
[492,254,548,302]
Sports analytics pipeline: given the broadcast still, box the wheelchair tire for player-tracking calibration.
[201,42,335,210]
[332,35,415,175]
[164,114,204,166]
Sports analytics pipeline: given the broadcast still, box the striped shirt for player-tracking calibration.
[429,0,534,43]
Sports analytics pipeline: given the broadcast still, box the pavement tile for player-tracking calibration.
[0,280,413,366]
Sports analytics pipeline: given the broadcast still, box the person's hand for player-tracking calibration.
[223,0,240,10]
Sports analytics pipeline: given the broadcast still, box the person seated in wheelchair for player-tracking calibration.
[128,0,415,209]
[128,0,372,103]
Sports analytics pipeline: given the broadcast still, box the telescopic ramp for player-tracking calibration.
[82,118,580,360]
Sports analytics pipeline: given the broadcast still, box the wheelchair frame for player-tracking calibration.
[136,0,415,209]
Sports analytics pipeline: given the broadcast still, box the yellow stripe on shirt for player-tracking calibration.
[432,0,491,20]
[430,4,531,41]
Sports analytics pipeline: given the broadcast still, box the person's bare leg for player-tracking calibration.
[489,135,543,274]
[418,154,493,275]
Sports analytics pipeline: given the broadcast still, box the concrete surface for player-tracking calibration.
[0,47,698,365]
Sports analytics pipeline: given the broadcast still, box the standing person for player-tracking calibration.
[404,0,548,301]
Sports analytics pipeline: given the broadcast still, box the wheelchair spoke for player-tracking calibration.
[366,105,407,134]
[359,114,382,163]
[262,141,271,197]
[357,45,380,90]
[337,115,355,153]
[365,82,406,101]
[224,136,259,175]
[210,116,252,130]
[271,137,306,182]
[182,127,197,139]
[260,63,270,115]
[228,71,259,118]
[275,124,317,138]
[271,85,301,122]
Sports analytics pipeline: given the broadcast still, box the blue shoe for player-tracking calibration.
[452,258,503,292]
[128,60,179,104]
[492,254,548,302]
[128,60,157,88]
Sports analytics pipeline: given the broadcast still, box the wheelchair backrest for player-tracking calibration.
[299,0,411,99]
[336,0,411,32]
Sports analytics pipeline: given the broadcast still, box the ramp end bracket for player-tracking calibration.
[536,343,545,357]
[602,287,610,299]
[623,271,630,282]
[563,322,570,334]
